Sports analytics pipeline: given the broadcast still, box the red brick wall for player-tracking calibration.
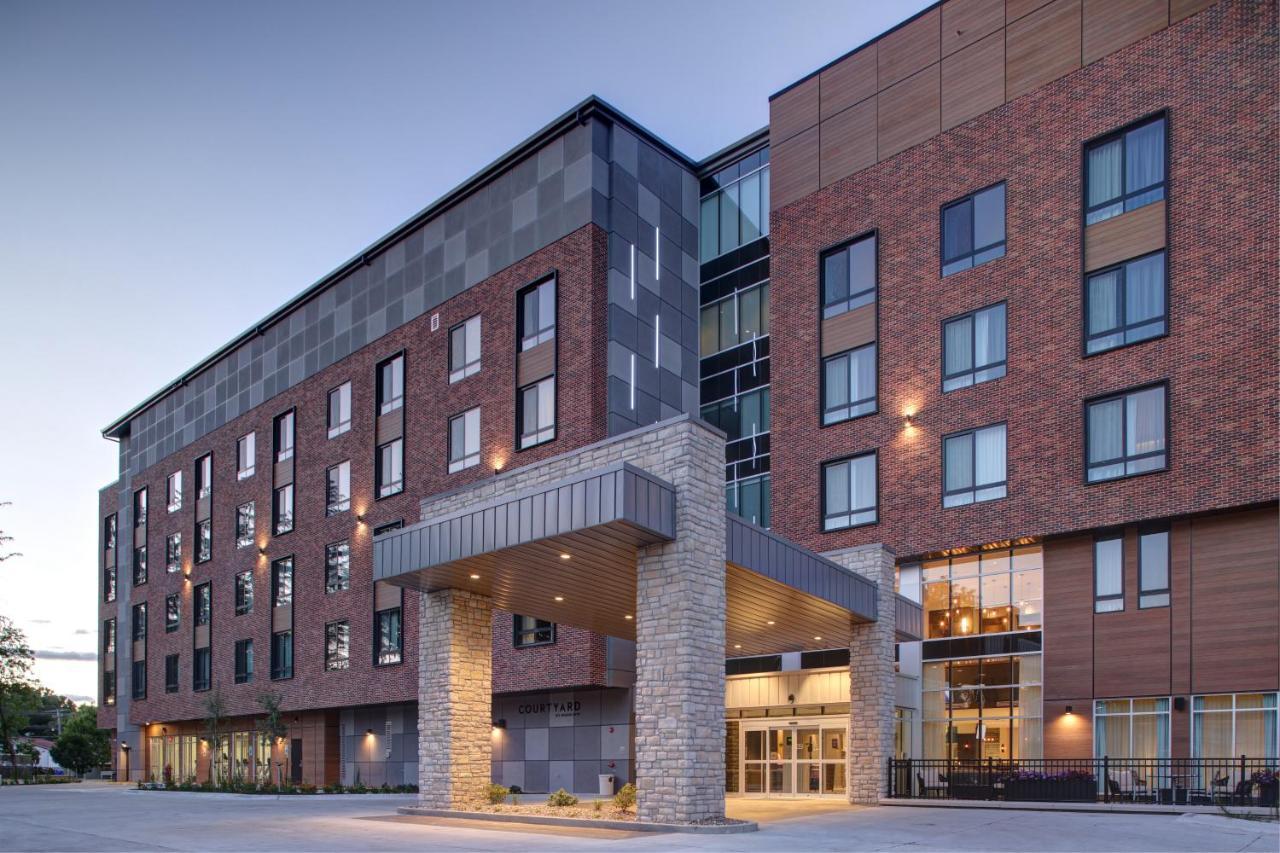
[112,223,611,726]
[769,0,1277,559]
[490,612,608,695]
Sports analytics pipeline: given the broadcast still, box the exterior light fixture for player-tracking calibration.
[365,728,375,737]
[624,614,633,621]
[813,635,822,641]
[554,595,564,602]
[357,513,366,524]
[904,412,915,427]
[494,719,507,729]
[559,553,571,560]
[733,644,741,650]
[1065,705,1074,715]
[469,573,480,580]
[258,546,266,556]
[766,620,775,626]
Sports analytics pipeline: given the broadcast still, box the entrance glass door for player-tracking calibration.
[739,717,848,797]
[767,728,793,794]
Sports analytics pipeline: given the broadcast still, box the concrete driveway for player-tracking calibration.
[0,782,1275,852]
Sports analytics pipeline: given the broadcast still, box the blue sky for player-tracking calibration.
[0,0,930,702]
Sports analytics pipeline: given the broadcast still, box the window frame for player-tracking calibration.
[324,621,350,671]
[374,607,403,666]
[327,381,352,438]
[237,432,256,480]
[941,423,1008,508]
[516,376,556,451]
[133,488,147,531]
[164,654,179,694]
[325,540,350,594]
[516,276,557,352]
[273,410,295,462]
[1084,381,1170,484]
[376,352,405,415]
[375,438,404,498]
[235,501,255,549]
[1138,523,1171,609]
[234,638,254,684]
[325,460,351,516]
[195,453,212,500]
[941,301,1008,393]
[165,532,182,574]
[193,647,211,692]
[234,570,254,616]
[195,517,212,564]
[133,544,147,587]
[512,615,556,648]
[194,582,211,627]
[1083,112,1169,226]
[448,315,482,383]
[271,557,293,608]
[448,407,481,473]
[820,343,878,426]
[940,181,1007,276]
[166,470,183,512]
[270,630,293,681]
[1093,531,1126,614]
[1083,250,1169,357]
[820,450,879,533]
[273,483,294,534]
[818,230,877,320]
[165,593,180,633]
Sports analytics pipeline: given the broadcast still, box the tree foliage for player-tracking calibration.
[255,691,288,786]
[0,501,19,564]
[50,705,110,776]
[0,615,37,777]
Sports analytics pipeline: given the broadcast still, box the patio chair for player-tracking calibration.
[917,772,948,798]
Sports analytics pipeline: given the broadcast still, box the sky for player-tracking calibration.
[0,0,932,703]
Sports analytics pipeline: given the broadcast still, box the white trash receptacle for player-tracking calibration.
[598,774,615,796]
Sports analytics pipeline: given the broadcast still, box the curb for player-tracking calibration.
[397,806,759,834]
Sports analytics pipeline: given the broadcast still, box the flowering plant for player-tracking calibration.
[1250,768,1278,785]
[1000,769,1095,783]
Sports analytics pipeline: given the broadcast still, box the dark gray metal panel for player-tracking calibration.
[895,594,924,641]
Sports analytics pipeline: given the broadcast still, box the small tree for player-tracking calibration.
[201,688,227,784]
[0,501,20,564]
[51,706,110,777]
[0,616,37,780]
[255,690,288,787]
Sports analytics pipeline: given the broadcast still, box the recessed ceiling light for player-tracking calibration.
[469,573,480,580]
[734,644,741,650]
[559,553,571,560]
[813,635,822,641]
[554,596,564,602]
[766,620,775,626]
[624,614,633,620]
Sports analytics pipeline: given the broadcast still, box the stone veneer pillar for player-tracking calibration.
[830,544,897,805]
[418,587,493,809]
[633,426,726,823]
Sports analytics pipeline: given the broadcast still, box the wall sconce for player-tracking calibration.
[492,719,507,729]
[1064,705,1074,715]
[258,546,266,556]
[364,728,375,737]
[357,513,366,524]
[904,412,916,428]
[787,694,796,705]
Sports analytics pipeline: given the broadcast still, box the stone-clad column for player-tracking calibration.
[633,425,726,824]
[418,588,492,809]
[831,544,896,805]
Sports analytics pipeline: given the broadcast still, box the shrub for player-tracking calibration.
[299,783,317,794]
[486,783,510,805]
[592,798,603,813]
[547,788,578,807]
[323,781,343,794]
[613,783,636,813]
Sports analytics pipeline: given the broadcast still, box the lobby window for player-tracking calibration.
[165,594,180,633]
[1086,251,1166,354]
[235,502,255,549]
[821,452,877,531]
[133,544,147,587]
[1094,698,1170,761]
[376,439,404,497]
[699,158,769,261]
[195,518,212,563]
[234,639,254,684]
[272,557,293,607]
[821,233,876,319]
[726,474,771,529]
[325,461,351,516]
[325,621,350,671]
[165,533,181,573]
[327,382,352,438]
[513,616,554,648]
[195,453,212,500]
[700,282,770,357]
[1086,383,1167,482]
[376,353,404,414]
[270,631,293,680]
[164,654,179,694]
[943,424,1007,507]
[132,602,147,641]
[134,488,147,533]
[195,582,211,626]
[1192,693,1278,759]
[193,648,211,692]
[517,377,555,449]
[922,655,1042,760]
[517,278,556,351]
[235,570,254,616]
[942,182,1006,276]
[1094,534,1124,613]
[822,344,876,424]
[132,659,146,700]
[1139,526,1170,608]
[167,470,183,512]
[922,544,1043,640]
[449,315,482,382]
[701,388,770,442]
[1086,115,1166,225]
[273,410,295,462]
[325,541,350,593]
[448,408,481,473]
[375,607,402,666]
[943,303,1006,392]
[237,432,255,480]
[273,484,294,534]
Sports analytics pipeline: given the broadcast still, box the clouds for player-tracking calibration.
[34,650,96,661]
[73,629,90,635]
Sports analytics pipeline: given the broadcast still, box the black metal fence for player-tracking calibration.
[888,757,1280,806]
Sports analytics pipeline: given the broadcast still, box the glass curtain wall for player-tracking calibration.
[923,546,1043,639]
[922,654,1043,760]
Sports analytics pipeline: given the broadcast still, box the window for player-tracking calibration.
[822,344,876,424]
[513,616,555,647]
[943,424,1007,507]
[132,602,147,641]
[325,622,350,671]
[237,432,255,479]
[133,545,147,586]
[272,558,293,607]
[1096,698,1174,760]
[134,488,147,532]
[921,544,1043,639]
[234,639,254,684]
[376,439,404,497]
[325,461,351,516]
[375,608,402,665]
[699,282,770,356]
[1094,534,1124,613]
[165,655,179,694]
[273,484,294,534]
[821,233,875,319]
[1086,384,1167,482]
[1139,526,1170,608]
[327,382,352,438]
[104,562,116,602]
[1085,251,1166,354]
[921,654,1043,760]
[1086,115,1166,225]
[165,594,180,633]
[376,354,404,415]
[449,315,482,382]
[448,409,481,472]
[1192,693,1279,760]
[104,514,117,551]
[236,502,255,548]
[699,161,770,261]
[373,520,404,536]
[194,582,211,626]
[943,303,1007,391]
[235,570,254,616]
[325,541,350,593]
[517,377,555,449]
[132,660,146,700]
[518,278,555,351]
[270,631,293,680]
[726,474,771,529]
[273,410,294,462]
[701,388,770,441]
[166,533,182,573]
[193,647,211,691]
[822,452,877,531]
[167,471,183,512]
[196,454,212,500]
[195,518,212,563]
[942,183,1006,275]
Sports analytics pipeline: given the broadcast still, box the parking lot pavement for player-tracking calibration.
[0,782,1275,852]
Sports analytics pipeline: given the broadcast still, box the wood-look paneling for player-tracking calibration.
[1043,535,1094,700]
[1094,528,1171,697]
[1005,0,1055,23]
[770,126,820,210]
[196,495,210,522]
[132,639,145,661]
[517,339,555,388]
[878,65,942,159]
[195,624,209,648]
[273,459,293,486]
[879,7,941,88]
[942,30,1006,130]
[942,0,1005,57]
[375,411,402,445]
[374,579,400,612]
[1190,508,1280,695]
[1043,701,1093,758]
[104,546,115,569]
[821,303,877,356]
[134,525,145,548]
[820,45,877,121]
[1169,520,1192,695]
[1083,199,1166,271]
[820,97,878,188]
[273,603,292,633]
[1006,0,1082,100]
[770,75,819,146]
[1083,0,1168,65]
[1171,0,1217,24]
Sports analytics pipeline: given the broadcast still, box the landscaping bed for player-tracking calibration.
[136,780,416,795]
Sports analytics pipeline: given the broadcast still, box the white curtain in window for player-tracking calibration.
[975,425,1006,487]
[1095,538,1123,598]
[943,201,972,260]
[1131,708,1169,759]
[945,434,973,492]
[973,184,1005,249]
[537,377,555,430]
[1088,138,1123,205]
[974,305,1005,368]
[1089,399,1124,463]
[852,455,875,512]
[1126,386,1165,456]
[853,345,875,402]
[1126,120,1165,193]
[945,316,973,375]
[824,356,849,409]
[825,463,850,516]
[1089,270,1120,334]
[1125,254,1165,324]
